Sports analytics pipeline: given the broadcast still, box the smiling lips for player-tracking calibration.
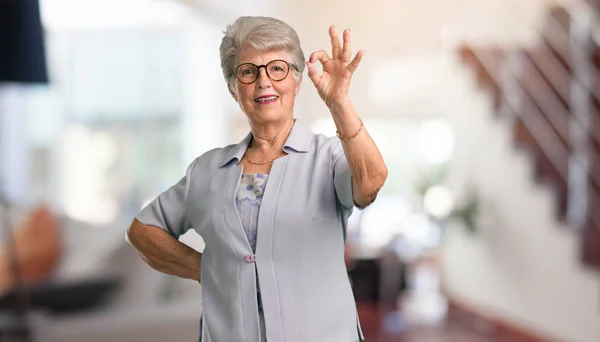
[255,95,279,104]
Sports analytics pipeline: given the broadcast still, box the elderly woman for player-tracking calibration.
[127,16,387,342]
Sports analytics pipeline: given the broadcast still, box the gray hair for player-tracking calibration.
[220,16,305,86]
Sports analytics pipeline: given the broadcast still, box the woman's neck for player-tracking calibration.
[249,117,294,152]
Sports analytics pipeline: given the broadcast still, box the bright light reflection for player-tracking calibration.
[62,125,119,225]
[418,118,454,165]
[423,185,454,219]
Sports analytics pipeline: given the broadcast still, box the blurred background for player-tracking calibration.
[0,0,599,341]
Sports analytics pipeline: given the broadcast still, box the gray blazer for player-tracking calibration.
[136,120,365,342]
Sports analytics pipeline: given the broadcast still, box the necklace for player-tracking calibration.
[246,150,287,165]
[246,120,292,166]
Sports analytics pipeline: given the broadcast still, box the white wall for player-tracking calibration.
[440,55,600,342]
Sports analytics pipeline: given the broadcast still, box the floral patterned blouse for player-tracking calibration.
[235,173,268,342]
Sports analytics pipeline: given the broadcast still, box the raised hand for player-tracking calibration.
[306,26,365,109]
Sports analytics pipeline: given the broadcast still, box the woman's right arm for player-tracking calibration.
[126,219,202,282]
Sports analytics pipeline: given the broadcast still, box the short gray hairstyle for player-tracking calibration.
[220,16,305,86]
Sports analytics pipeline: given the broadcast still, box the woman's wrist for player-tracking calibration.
[328,98,353,116]
[329,100,362,140]
[187,250,202,282]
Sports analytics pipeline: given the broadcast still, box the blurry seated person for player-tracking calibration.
[0,203,125,298]
[0,205,62,293]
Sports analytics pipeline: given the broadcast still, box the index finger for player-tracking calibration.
[308,50,332,66]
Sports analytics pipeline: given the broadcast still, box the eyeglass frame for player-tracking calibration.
[233,59,298,84]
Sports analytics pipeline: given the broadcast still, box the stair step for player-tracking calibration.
[539,5,572,72]
[458,46,504,112]
[521,49,570,111]
[581,221,600,268]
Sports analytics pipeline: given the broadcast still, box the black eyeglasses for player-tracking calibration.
[234,60,296,84]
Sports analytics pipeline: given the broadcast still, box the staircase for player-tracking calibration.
[457,1,600,269]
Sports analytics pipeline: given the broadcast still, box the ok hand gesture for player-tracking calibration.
[306,26,365,109]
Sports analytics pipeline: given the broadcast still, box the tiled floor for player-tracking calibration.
[393,323,509,342]
[355,263,513,342]
[357,303,513,342]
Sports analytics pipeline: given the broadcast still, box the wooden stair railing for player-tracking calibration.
[457,3,600,268]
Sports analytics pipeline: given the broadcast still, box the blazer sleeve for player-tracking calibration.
[332,140,355,210]
[134,158,198,239]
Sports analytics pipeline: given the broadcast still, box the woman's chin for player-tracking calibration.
[248,108,290,122]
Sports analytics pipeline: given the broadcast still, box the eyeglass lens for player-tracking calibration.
[236,60,289,84]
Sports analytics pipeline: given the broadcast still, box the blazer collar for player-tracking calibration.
[220,119,313,168]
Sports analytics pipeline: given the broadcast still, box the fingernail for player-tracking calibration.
[309,57,312,63]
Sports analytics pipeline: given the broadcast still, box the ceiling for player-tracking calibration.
[178,0,567,55]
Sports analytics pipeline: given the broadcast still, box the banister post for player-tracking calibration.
[566,7,593,229]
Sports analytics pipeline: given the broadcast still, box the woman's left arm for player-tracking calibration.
[307,26,388,207]
[330,100,387,208]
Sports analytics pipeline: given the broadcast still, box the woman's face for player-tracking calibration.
[229,47,302,125]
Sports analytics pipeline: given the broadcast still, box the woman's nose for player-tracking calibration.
[256,68,272,88]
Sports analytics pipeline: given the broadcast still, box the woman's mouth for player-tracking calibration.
[255,95,279,104]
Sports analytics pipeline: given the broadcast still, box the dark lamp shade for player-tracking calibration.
[0,0,48,84]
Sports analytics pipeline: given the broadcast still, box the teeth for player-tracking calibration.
[256,96,277,102]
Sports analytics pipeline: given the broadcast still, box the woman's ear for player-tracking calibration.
[228,83,238,102]
[295,75,303,96]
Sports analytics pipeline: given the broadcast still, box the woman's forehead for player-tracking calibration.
[238,47,290,65]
